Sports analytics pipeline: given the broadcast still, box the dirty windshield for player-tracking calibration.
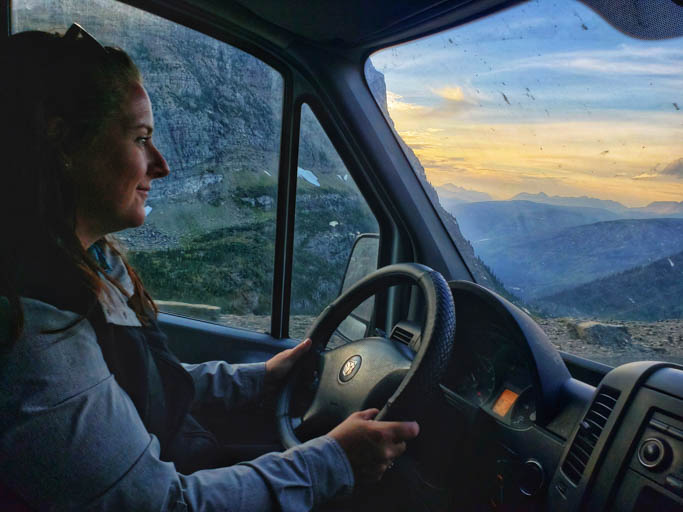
[367,0,683,366]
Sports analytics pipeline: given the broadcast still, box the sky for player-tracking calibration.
[370,0,683,207]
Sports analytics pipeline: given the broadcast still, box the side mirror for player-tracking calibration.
[335,233,379,342]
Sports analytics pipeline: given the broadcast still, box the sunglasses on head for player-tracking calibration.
[62,23,107,56]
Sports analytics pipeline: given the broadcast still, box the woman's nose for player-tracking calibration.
[149,142,170,178]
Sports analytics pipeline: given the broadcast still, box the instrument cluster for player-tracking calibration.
[444,314,538,428]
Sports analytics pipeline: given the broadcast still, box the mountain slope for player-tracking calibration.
[510,192,683,218]
[511,192,628,213]
[451,200,621,248]
[635,201,683,216]
[482,218,683,300]
[436,184,492,205]
[538,250,683,321]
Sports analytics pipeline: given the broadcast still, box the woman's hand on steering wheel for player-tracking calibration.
[328,408,420,484]
[265,338,312,391]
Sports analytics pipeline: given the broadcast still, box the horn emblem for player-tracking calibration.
[339,355,362,382]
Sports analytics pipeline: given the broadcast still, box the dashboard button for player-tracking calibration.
[665,475,683,496]
[638,438,670,470]
[642,441,662,463]
[519,459,544,497]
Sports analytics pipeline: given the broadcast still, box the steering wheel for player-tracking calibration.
[276,263,456,448]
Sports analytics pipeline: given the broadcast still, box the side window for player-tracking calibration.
[289,104,380,341]
[13,1,283,332]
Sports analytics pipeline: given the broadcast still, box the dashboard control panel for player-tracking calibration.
[631,412,683,498]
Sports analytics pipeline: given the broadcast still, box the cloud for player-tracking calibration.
[661,158,683,178]
[433,86,466,102]
[562,58,678,76]
[387,89,472,121]
[632,172,660,180]
[430,85,489,115]
[408,143,437,151]
[507,45,683,77]
[386,91,425,112]
[633,158,683,180]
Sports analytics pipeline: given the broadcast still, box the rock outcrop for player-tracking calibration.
[569,321,633,348]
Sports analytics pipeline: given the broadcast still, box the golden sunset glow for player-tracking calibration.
[388,98,683,206]
[373,0,683,209]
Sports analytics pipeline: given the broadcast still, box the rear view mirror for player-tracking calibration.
[335,234,379,342]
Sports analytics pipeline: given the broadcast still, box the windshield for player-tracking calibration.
[367,0,683,367]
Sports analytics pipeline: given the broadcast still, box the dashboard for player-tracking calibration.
[444,318,537,429]
[423,281,683,511]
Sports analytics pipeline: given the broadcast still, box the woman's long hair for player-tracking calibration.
[0,29,157,347]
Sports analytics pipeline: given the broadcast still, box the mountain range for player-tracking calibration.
[436,188,683,218]
[435,184,493,209]
[450,200,621,247]
[510,192,683,218]
[510,192,629,213]
[483,218,683,300]
[539,250,683,321]
[438,189,682,319]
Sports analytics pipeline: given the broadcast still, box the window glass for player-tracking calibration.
[13,0,283,331]
[367,0,683,366]
[290,104,379,343]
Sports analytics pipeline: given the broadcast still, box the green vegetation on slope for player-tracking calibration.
[129,221,276,315]
[292,188,378,314]
[129,185,378,318]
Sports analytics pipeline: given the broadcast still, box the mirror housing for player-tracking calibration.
[335,233,379,341]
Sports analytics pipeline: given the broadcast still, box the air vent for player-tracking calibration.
[562,386,620,485]
[390,326,413,345]
[389,321,421,348]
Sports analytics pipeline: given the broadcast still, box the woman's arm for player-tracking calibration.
[181,338,311,408]
[0,299,353,511]
[181,360,266,409]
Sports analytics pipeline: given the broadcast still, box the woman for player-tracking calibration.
[0,25,418,510]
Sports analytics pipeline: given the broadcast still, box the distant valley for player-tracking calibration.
[484,217,683,300]
[437,185,683,320]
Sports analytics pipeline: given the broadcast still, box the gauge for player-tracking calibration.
[454,355,496,406]
[510,387,537,428]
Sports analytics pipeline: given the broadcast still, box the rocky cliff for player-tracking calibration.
[365,60,501,292]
